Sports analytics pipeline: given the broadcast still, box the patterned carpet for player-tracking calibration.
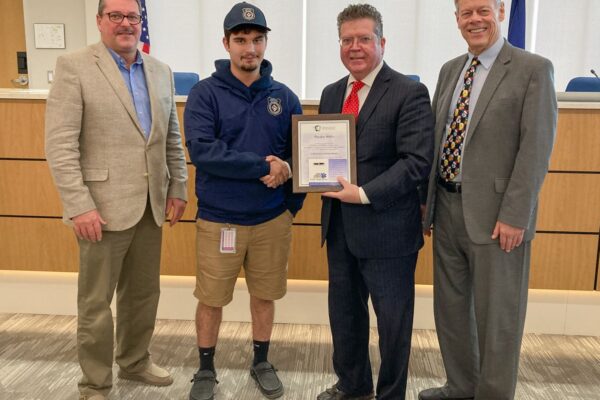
[0,314,598,399]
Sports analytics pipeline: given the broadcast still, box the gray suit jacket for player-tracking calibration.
[424,41,557,244]
[45,42,188,231]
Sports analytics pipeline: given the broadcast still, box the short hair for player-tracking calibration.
[224,25,269,43]
[98,0,141,15]
[454,0,502,10]
[337,4,383,38]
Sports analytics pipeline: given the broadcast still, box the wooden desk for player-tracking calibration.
[1,91,598,290]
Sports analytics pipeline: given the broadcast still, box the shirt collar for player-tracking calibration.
[347,61,384,88]
[468,36,504,70]
[107,47,143,68]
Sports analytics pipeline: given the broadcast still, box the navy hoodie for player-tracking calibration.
[184,59,305,225]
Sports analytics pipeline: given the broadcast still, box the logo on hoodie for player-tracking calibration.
[267,97,282,116]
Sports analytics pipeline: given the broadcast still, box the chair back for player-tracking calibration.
[565,77,600,92]
[173,72,200,95]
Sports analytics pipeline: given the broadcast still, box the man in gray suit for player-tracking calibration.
[419,1,557,399]
[45,0,188,399]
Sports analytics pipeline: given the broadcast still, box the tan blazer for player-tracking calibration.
[423,41,557,243]
[45,42,188,231]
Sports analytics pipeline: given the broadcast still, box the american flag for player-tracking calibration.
[139,0,150,54]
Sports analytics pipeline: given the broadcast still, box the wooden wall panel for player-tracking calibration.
[1,98,599,292]
[182,165,198,221]
[293,193,321,224]
[160,223,330,280]
[537,173,600,233]
[0,217,78,272]
[302,104,319,116]
[175,102,191,162]
[288,225,328,280]
[0,160,62,216]
[160,221,196,275]
[416,236,433,285]
[530,233,598,290]
[0,100,45,158]
[550,109,600,172]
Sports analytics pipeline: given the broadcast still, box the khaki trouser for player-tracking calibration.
[77,204,162,397]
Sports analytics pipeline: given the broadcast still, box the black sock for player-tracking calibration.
[252,340,270,366]
[199,347,216,372]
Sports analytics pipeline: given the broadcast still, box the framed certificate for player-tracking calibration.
[292,114,357,193]
[33,23,66,49]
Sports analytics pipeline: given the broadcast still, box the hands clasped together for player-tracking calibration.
[260,155,290,189]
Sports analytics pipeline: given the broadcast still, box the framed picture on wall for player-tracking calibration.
[33,23,65,49]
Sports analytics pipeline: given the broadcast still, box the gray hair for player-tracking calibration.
[98,0,141,15]
[337,4,383,38]
[454,0,502,10]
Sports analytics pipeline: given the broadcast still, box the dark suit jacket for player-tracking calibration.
[320,63,434,258]
[423,41,557,244]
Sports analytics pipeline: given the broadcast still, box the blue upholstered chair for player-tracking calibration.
[406,74,420,82]
[565,77,600,92]
[173,72,200,95]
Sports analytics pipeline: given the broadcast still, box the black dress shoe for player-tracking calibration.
[317,383,374,400]
[418,386,474,400]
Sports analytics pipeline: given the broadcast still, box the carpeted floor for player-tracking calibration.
[0,314,598,399]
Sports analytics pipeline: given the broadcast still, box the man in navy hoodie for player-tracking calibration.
[184,3,305,400]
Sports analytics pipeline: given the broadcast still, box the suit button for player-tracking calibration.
[143,173,149,177]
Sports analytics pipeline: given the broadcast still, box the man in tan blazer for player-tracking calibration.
[45,1,187,399]
[419,1,557,399]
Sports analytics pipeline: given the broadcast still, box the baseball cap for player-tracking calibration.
[223,2,270,31]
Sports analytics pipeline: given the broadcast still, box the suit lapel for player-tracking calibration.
[435,56,468,146]
[331,78,348,114]
[92,42,145,137]
[141,53,156,141]
[465,42,511,146]
[356,64,391,138]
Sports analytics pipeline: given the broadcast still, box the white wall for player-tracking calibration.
[23,0,88,89]
[28,0,600,96]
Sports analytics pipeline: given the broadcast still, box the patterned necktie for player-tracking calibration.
[342,80,365,121]
[440,57,480,181]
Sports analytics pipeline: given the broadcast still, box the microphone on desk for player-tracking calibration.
[591,69,600,80]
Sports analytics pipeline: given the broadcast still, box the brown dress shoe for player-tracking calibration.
[118,362,173,386]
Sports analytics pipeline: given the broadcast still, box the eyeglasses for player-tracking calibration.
[339,35,377,48]
[104,12,142,25]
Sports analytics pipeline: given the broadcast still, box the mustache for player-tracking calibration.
[116,27,135,34]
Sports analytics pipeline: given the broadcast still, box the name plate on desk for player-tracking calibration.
[292,114,357,193]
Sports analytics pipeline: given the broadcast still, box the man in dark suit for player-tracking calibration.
[419,1,557,399]
[316,4,434,400]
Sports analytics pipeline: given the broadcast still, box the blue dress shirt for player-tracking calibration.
[108,48,152,138]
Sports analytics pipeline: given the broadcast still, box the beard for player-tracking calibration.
[240,62,259,72]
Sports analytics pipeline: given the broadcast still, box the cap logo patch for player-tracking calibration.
[242,8,255,21]
[267,97,282,116]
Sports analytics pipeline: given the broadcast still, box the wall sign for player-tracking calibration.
[34,23,66,49]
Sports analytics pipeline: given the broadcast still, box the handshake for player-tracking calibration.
[260,155,290,189]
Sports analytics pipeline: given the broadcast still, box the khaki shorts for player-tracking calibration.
[194,210,293,307]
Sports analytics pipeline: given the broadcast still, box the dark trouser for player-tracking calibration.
[433,186,530,400]
[77,203,162,397]
[326,202,417,400]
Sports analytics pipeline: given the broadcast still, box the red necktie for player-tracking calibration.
[342,80,365,121]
